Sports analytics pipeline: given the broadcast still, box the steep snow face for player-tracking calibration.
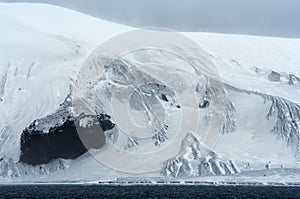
[0,2,130,162]
[0,5,90,161]
[214,88,299,170]
[76,48,222,175]
[266,97,300,159]
[0,3,300,182]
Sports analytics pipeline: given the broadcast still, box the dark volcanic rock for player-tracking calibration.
[199,100,210,109]
[20,112,115,166]
[161,93,169,102]
[198,88,210,109]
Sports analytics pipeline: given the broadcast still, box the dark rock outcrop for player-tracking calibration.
[199,100,209,109]
[268,71,281,82]
[19,95,115,166]
[198,88,211,109]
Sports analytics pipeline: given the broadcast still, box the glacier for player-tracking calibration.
[0,3,300,183]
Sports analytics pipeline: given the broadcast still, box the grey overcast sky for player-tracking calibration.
[2,0,300,38]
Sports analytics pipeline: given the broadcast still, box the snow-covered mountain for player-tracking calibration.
[0,3,300,183]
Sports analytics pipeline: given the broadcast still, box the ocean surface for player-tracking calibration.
[0,184,300,198]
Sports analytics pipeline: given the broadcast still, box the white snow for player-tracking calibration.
[0,3,300,183]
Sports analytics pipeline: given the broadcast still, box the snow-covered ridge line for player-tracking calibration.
[162,133,240,177]
[225,83,300,106]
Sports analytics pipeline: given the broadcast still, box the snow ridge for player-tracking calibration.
[162,133,240,177]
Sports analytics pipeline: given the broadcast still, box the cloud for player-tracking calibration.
[2,0,300,37]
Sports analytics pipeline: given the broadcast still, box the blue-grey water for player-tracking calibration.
[0,184,299,198]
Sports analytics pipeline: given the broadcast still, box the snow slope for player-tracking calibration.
[0,3,300,182]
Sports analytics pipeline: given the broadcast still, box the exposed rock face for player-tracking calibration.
[198,88,210,109]
[20,96,115,165]
[198,84,236,134]
[152,124,169,146]
[95,58,182,148]
[268,71,281,82]
[253,66,299,86]
[20,119,84,165]
[288,74,300,85]
[226,83,300,160]
[266,97,300,159]
[222,100,236,134]
[162,133,239,177]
